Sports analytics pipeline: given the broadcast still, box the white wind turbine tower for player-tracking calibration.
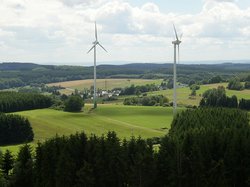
[172,24,182,114]
[87,22,107,108]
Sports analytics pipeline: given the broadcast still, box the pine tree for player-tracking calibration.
[11,144,33,187]
[1,150,14,177]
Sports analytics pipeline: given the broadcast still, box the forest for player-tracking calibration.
[200,86,250,110]
[0,107,249,187]
[0,113,33,145]
[0,92,53,113]
[0,62,250,89]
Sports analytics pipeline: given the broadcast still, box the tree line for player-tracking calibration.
[120,84,159,96]
[124,95,169,106]
[160,108,250,187]
[200,86,250,110]
[1,107,250,186]
[0,113,33,145]
[0,92,53,113]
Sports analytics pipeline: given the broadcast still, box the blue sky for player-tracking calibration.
[127,0,204,13]
[127,0,250,13]
[0,0,250,65]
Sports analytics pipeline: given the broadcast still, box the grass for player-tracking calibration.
[1,82,249,153]
[198,83,250,100]
[147,83,250,106]
[0,104,176,153]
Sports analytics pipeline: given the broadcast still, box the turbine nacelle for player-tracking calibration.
[172,24,182,46]
[172,40,181,45]
[87,22,107,54]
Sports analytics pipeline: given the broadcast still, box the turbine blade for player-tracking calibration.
[98,43,108,52]
[180,33,183,41]
[173,24,179,41]
[87,45,95,54]
[95,21,98,41]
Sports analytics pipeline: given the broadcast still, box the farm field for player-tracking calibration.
[0,104,176,153]
[47,78,162,91]
[48,78,250,106]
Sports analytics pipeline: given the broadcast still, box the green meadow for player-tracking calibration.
[147,83,250,106]
[0,104,176,153]
[1,82,250,153]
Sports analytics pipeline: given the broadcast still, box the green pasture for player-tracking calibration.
[147,83,250,106]
[1,82,249,153]
[0,104,176,153]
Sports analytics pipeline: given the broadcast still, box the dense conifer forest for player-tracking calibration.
[0,113,33,145]
[0,92,53,113]
[200,86,250,110]
[0,107,249,187]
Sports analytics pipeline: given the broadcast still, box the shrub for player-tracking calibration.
[64,95,84,112]
[123,95,169,106]
[245,81,250,89]
[227,77,244,90]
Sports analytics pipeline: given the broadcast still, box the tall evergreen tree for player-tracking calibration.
[11,144,33,187]
[1,150,14,177]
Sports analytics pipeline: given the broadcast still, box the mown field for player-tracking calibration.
[47,78,162,91]
[0,104,175,153]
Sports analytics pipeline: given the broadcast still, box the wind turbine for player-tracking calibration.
[87,22,107,108]
[172,24,182,114]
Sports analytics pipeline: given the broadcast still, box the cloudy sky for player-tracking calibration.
[0,0,250,65]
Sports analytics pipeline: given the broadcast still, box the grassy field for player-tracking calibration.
[147,83,250,106]
[47,79,162,93]
[48,79,250,106]
[1,82,249,153]
[0,104,175,153]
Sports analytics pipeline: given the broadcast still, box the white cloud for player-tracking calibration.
[0,0,249,63]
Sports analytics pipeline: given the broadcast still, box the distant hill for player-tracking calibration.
[0,62,40,70]
[0,62,249,89]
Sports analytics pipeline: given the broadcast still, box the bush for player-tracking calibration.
[208,75,222,84]
[123,95,169,106]
[189,84,200,90]
[64,95,84,112]
[245,81,250,89]
[227,77,244,90]
[120,84,159,95]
